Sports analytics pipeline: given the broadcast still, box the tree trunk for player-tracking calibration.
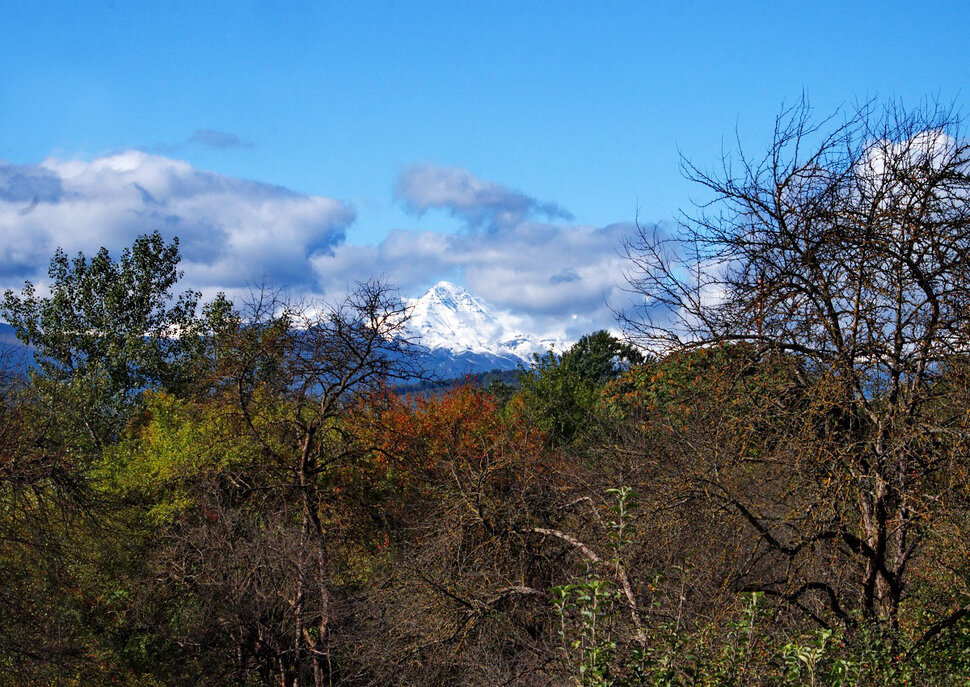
[298,432,331,687]
[858,474,900,627]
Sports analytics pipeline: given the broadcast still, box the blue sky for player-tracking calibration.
[1,1,968,340]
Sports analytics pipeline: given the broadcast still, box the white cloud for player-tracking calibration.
[396,163,572,231]
[0,151,354,295]
[855,129,961,205]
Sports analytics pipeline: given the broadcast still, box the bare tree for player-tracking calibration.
[216,280,422,687]
[621,99,970,634]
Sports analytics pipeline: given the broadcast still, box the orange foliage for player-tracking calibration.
[360,383,546,485]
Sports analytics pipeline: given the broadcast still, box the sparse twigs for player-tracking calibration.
[622,98,970,636]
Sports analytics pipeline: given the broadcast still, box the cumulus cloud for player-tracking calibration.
[396,163,572,231]
[855,129,961,204]
[375,164,640,339]
[0,151,354,295]
[280,163,646,342]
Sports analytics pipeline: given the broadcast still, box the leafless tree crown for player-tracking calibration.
[623,99,970,387]
[621,99,970,629]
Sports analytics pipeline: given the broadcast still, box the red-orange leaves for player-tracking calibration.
[374,385,503,472]
[364,383,552,486]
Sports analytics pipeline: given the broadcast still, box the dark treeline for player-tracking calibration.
[392,369,520,399]
[2,100,970,686]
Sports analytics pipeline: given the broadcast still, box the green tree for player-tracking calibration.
[2,231,201,449]
[518,330,642,445]
[0,233,219,683]
[561,330,644,386]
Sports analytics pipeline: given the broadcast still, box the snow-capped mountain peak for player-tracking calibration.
[406,281,562,364]
[416,281,489,317]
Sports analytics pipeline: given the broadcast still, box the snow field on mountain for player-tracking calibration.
[405,281,565,364]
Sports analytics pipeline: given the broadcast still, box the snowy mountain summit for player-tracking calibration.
[406,282,562,369]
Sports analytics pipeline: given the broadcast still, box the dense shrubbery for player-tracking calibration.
[3,309,968,684]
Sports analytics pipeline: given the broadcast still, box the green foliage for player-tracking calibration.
[1,231,202,446]
[782,629,855,686]
[562,330,644,387]
[518,330,642,445]
[553,578,620,687]
[552,489,625,686]
[551,487,645,687]
[101,392,259,524]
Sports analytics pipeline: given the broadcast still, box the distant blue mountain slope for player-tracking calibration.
[0,323,32,374]
[416,346,523,379]
[0,321,530,382]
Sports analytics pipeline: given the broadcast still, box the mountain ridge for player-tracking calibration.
[405,281,562,368]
